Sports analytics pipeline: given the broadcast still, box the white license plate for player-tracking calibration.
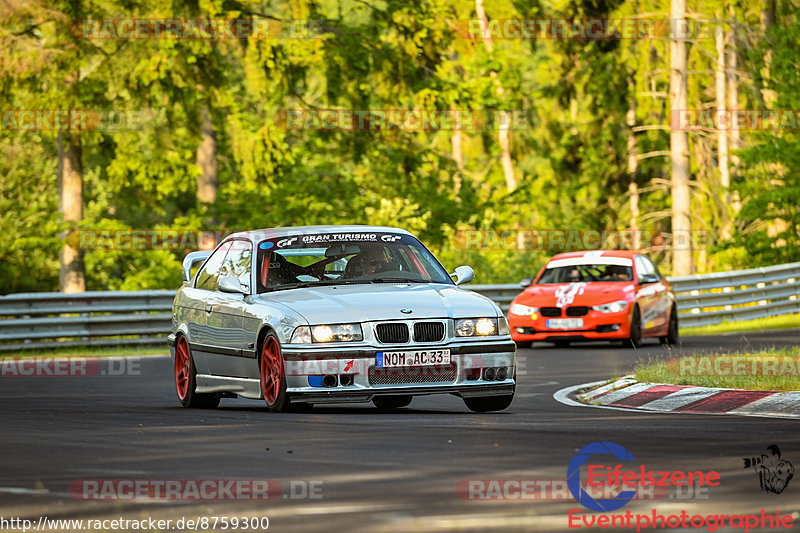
[376,349,451,368]
[546,318,583,329]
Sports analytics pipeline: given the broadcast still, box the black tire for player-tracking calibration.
[660,306,679,345]
[463,394,514,412]
[515,340,533,348]
[373,396,413,409]
[174,336,220,409]
[627,305,642,349]
[259,333,290,412]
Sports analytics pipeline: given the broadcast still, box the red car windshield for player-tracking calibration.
[537,263,633,284]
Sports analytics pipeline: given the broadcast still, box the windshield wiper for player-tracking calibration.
[266,279,367,292]
[370,277,428,283]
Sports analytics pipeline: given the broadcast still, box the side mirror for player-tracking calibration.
[520,277,533,288]
[182,250,212,282]
[639,274,659,285]
[450,265,475,286]
[218,276,249,295]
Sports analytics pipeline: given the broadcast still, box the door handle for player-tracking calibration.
[205,304,213,313]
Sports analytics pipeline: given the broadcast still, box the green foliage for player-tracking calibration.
[0,136,62,292]
[728,11,800,267]
[2,0,799,293]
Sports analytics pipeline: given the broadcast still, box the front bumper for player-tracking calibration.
[509,310,631,342]
[280,340,516,401]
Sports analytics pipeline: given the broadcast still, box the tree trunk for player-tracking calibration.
[727,22,741,216]
[451,129,463,194]
[497,114,516,191]
[715,26,730,239]
[196,106,219,205]
[475,0,517,192]
[760,0,776,106]
[58,131,85,293]
[761,1,776,31]
[670,0,692,275]
[626,88,640,250]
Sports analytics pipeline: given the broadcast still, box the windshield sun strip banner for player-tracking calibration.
[546,257,633,268]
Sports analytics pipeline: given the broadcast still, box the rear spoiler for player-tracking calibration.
[182,251,212,283]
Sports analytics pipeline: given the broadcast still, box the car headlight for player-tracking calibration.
[455,318,499,337]
[290,324,363,343]
[592,300,629,313]
[509,303,538,316]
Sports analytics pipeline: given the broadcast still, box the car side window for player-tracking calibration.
[219,241,253,290]
[643,256,664,280]
[635,255,656,278]
[195,242,233,290]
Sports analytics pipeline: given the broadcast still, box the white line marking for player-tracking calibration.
[0,487,50,495]
[516,380,560,388]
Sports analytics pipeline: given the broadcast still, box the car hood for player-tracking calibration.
[255,283,500,323]
[516,282,636,307]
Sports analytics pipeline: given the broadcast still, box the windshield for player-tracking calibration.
[256,232,453,292]
[537,263,633,284]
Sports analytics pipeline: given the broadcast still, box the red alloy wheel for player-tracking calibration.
[260,336,283,406]
[175,337,191,401]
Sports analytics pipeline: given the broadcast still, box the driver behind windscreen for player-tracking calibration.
[344,245,388,277]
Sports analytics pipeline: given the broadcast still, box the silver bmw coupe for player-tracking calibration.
[168,226,516,412]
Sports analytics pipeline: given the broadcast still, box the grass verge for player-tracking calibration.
[634,346,800,391]
[680,313,800,336]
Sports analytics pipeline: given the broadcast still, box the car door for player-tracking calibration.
[643,255,671,330]
[204,239,257,378]
[635,255,669,332]
[190,241,233,373]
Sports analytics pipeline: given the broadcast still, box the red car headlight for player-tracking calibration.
[591,300,629,313]
[509,303,538,316]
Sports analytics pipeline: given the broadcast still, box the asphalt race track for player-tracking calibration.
[2,330,799,532]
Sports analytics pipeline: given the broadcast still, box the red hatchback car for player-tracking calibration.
[508,250,678,348]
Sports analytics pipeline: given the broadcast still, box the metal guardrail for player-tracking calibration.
[668,262,800,327]
[1,262,799,351]
[0,291,175,352]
